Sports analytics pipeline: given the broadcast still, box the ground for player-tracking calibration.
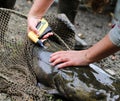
[14,0,120,78]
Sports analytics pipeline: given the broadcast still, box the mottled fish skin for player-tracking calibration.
[32,38,120,101]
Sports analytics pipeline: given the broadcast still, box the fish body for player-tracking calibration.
[32,38,120,101]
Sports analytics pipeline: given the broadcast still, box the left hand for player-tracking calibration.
[49,50,91,69]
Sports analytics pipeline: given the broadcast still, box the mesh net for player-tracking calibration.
[0,8,75,101]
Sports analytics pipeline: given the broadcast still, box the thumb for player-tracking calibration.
[28,22,39,35]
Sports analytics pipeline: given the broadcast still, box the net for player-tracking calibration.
[0,8,76,101]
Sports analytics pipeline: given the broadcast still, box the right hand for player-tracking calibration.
[27,15,40,35]
[27,15,53,40]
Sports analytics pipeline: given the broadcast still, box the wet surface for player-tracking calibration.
[32,39,120,101]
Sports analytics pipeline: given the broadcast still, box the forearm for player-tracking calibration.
[86,34,120,63]
[28,0,54,18]
[49,32,120,68]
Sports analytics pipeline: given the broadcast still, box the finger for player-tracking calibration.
[51,57,68,66]
[50,51,66,62]
[28,20,39,34]
[30,24,39,35]
[42,32,53,39]
[49,54,60,63]
[57,61,72,69]
[50,51,65,57]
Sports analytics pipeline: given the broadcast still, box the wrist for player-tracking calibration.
[27,13,42,20]
[84,49,95,64]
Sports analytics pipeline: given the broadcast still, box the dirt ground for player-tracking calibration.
[15,0,120,78]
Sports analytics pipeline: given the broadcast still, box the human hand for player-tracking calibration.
[27,15,53,40]
[50,50,91,69]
